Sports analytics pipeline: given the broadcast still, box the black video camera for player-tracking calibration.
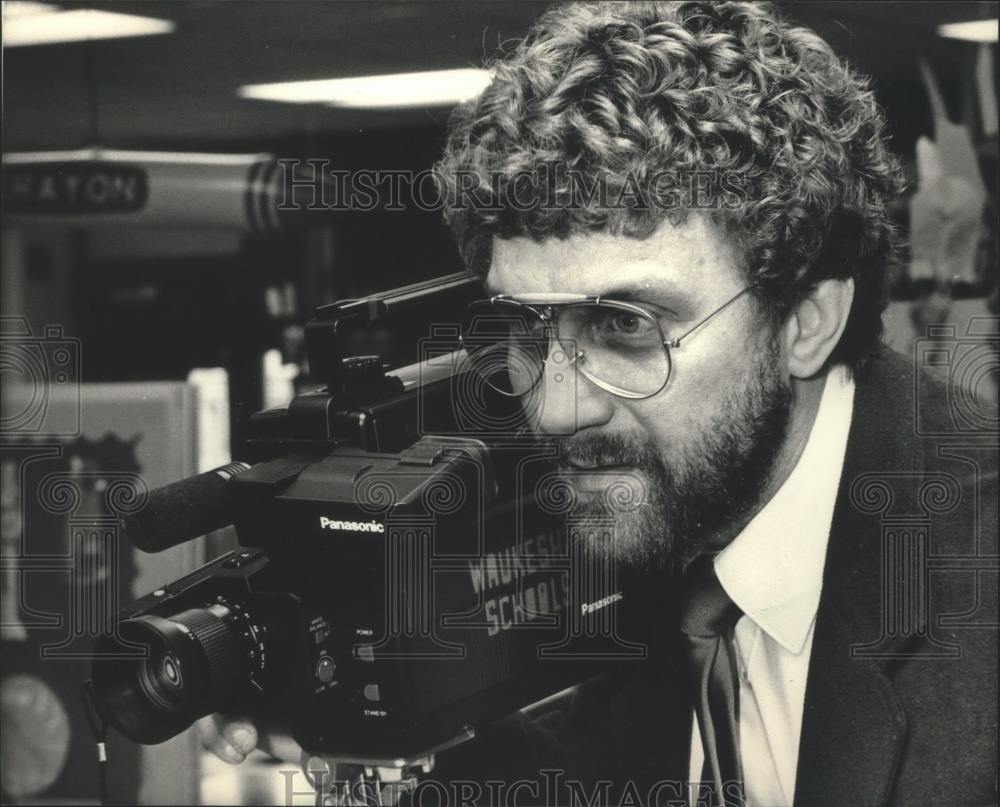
[89,273,646,768]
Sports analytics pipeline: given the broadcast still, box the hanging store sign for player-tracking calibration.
[2,162,149,214]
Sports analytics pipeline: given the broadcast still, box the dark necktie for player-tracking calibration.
[680,555,746,807]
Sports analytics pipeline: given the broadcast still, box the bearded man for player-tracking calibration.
[204,3,997,805]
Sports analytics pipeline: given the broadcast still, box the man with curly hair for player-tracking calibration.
[205,3,996,804]
[426,4,996,803]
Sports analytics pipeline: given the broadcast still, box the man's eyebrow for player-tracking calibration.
[599,279,697,313]
[599,283,681,303]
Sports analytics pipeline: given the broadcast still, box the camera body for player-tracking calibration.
[92,274,646,764]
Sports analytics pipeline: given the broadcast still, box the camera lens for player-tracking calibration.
[162,655,181,686]
[92,599,266,744]
[135,648,187,714]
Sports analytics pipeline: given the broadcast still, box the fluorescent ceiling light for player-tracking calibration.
[239,68,492,108]
[3,149,271,166]
[2,1,55,20]
[938,19,998,42]
[2,7,175,47]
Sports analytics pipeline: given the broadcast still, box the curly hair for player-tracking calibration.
[436,0,905,373]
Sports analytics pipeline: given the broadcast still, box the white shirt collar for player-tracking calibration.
[714,366,855,655]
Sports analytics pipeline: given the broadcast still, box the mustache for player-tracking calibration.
[555,431,664,471]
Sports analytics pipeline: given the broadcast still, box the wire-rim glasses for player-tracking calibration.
[459,286,753,400]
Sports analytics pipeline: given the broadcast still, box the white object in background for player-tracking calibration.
[976,43,998,137]
[0,675,71,798]
[0,459,28,641]
[909,62,987,286]
[187,367,231,473]
[262,349,299,410]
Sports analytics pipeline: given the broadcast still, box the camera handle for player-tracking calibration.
[299,725,475,806]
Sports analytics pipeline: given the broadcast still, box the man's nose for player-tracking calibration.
[527,340,614,436]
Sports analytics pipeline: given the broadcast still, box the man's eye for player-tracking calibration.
[604,312,654,336]
[611,314,641,333]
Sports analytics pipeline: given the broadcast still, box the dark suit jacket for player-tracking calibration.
[429,351,998,806]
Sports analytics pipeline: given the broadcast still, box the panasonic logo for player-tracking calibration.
[319,517,385,534]
[581,592,624,615]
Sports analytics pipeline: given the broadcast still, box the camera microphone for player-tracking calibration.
[123,462,253,553]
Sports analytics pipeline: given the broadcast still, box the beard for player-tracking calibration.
[549,337,793,576]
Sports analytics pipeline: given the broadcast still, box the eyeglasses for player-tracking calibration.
[459,286,754,400]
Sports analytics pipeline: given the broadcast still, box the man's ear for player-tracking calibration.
[783,278,854,379]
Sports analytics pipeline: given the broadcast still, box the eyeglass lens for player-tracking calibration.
[461,301,671,398]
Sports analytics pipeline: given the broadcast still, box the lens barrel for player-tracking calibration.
[92,599,266,744]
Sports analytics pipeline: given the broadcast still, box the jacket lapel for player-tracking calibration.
[793,596,908,806]
[794,354,919,806]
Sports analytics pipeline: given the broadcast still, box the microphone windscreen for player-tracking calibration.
[123,462,251,553]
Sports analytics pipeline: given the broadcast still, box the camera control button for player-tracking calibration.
[223,550,260,570]
[316,656,336,684]
[363,684,381,702]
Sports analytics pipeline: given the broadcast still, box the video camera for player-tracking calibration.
[89,273,647,772]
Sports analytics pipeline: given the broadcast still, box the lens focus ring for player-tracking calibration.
[170,606,244,706]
